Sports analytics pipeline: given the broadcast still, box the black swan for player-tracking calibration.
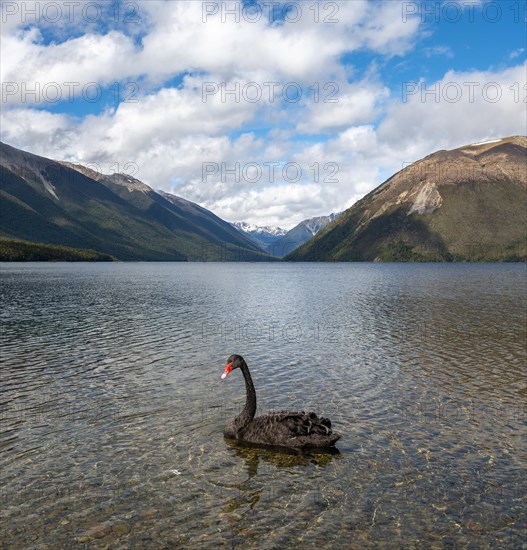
[221,355,340,450]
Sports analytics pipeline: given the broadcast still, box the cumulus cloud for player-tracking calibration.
[1,29,139,106]
[0,1,523,228]
[297,78,390,134]
[378,62,527,156]
[1,0,420,105]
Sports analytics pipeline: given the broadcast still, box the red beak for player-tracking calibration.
[221,362,233,380]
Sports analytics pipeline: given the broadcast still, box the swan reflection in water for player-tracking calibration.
[221,438,341,514]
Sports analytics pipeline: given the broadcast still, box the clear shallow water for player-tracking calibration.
[0,262,525,549]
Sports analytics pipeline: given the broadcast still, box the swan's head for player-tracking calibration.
[221,354,244,380]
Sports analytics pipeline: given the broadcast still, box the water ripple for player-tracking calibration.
[1,263,525,548]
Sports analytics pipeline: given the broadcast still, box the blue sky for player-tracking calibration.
[1,0,526,227]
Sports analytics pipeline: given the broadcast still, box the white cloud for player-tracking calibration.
[1,0,421,107]
[509,48,525,60]
[357,1,422,56]
[1,1,523,229]
[1,29,139,105]
[0,108,75,152]
[297,78,390,133]
[378,62,527,156]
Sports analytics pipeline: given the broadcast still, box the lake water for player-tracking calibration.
[1,262,525,549]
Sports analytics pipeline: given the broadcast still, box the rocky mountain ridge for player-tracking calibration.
[0,142,268,261]
[287,136,527,262]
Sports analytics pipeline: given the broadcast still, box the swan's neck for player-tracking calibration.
[237,360,257,427]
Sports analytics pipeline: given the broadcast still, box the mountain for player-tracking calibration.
[274,213,341,257]
[0,142,268,261]
[232,215,341,257]
[230,222,288,249]
[287,136,527,262]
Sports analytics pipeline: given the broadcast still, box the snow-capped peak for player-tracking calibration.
[231,222,288,237]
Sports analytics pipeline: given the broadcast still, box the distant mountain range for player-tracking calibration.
[287,136,527,262]
[232,214,341,257]
[230,222,288,249]
[0,142,269,261]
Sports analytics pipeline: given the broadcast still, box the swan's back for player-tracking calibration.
[226,410,341,450]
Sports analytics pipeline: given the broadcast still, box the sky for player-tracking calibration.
[1,0,526,228]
